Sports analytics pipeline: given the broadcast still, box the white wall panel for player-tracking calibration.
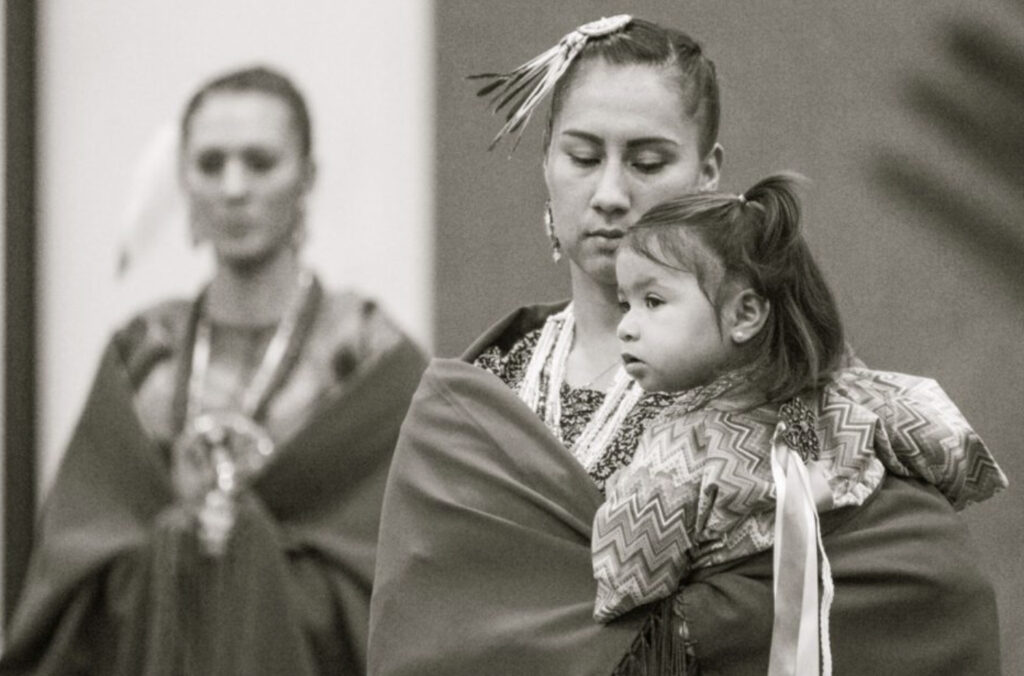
[38,1,434,496]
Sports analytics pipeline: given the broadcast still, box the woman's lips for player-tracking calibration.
[588,228,625,240]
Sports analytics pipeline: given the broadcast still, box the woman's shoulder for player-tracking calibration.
[472,327,542,388]
[821,367,971,434]
[462,301,569,361]
[112,298,192,387]
[819,367,1008,508]
[312,287,416,380]
[464,300,568,386]
[114,298,192,343]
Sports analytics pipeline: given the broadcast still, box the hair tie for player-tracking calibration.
[470,15,633,151]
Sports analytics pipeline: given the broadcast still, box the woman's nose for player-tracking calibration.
[591,160,629,218]
[221,159,250,200]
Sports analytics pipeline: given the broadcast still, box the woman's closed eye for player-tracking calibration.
[631,159,665,174]
[630,152,670,175]
[196,151,226,175]
[242,149,278,173]
[569,153,600,168]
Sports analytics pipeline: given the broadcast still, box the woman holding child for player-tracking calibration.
[368,15,1005,676]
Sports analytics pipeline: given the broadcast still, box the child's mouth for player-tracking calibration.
[621,354,646,380]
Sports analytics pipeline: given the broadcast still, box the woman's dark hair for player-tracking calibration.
[180,65,312,157]
[625,173,845,402]
[545,19,720,157]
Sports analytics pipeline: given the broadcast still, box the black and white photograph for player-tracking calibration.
[2,1,1021,674]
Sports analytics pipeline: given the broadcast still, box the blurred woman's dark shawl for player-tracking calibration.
[0,296,427,676]
[368,303,1001,676]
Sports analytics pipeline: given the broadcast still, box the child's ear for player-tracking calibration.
[726,288,769,345]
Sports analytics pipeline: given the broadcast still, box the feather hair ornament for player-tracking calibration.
[470,14,633,152]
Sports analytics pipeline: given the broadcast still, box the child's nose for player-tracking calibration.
[617,314,637,342]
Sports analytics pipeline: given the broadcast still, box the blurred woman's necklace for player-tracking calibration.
[518,303,643,471]
[170,267,319,556]
[183,267,316,425]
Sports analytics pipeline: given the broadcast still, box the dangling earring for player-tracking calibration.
[545,200,562,263]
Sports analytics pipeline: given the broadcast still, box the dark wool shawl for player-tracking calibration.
[368,305,1001,675]
[0,332,426,676]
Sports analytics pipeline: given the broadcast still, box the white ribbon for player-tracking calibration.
[768,422,834,676]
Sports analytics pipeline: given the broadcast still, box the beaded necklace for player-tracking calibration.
[169,268,320,556]
[518,304,643,472]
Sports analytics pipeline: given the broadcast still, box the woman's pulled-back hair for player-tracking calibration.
[180,65,313,157]
[625,173,844,402]
[545,19,720,157]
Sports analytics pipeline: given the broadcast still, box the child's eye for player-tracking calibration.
[617,300,630,313]
[644,295,663,309]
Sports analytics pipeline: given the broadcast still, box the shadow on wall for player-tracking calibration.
[871,2,1024,298]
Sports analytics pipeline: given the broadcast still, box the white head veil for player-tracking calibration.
[113,121,211,321]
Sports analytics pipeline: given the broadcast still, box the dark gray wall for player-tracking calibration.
[434,1,1024,672]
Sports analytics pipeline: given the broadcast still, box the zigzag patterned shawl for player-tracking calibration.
[593,367,1008,621]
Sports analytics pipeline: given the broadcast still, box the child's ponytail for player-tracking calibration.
[739,173,844,401]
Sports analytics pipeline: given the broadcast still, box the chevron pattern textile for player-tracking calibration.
[826,369,1008,510]
[592,368,1007,622]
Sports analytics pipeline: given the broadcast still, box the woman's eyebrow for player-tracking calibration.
[560,129,602,144]
[559,130,679,149]
[626,136,679,150]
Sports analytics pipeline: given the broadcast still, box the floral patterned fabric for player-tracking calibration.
[475,327,674,492]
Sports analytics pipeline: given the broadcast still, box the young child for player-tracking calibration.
[591,174,1007,673]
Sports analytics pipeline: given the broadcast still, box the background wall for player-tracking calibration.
[434,1,1024,672]
[37,0,434,496]
[0,0,6,637]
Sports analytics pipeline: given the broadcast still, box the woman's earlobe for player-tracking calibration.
[701,143,724,191]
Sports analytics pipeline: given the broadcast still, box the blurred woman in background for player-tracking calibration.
[1,66,426,675]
